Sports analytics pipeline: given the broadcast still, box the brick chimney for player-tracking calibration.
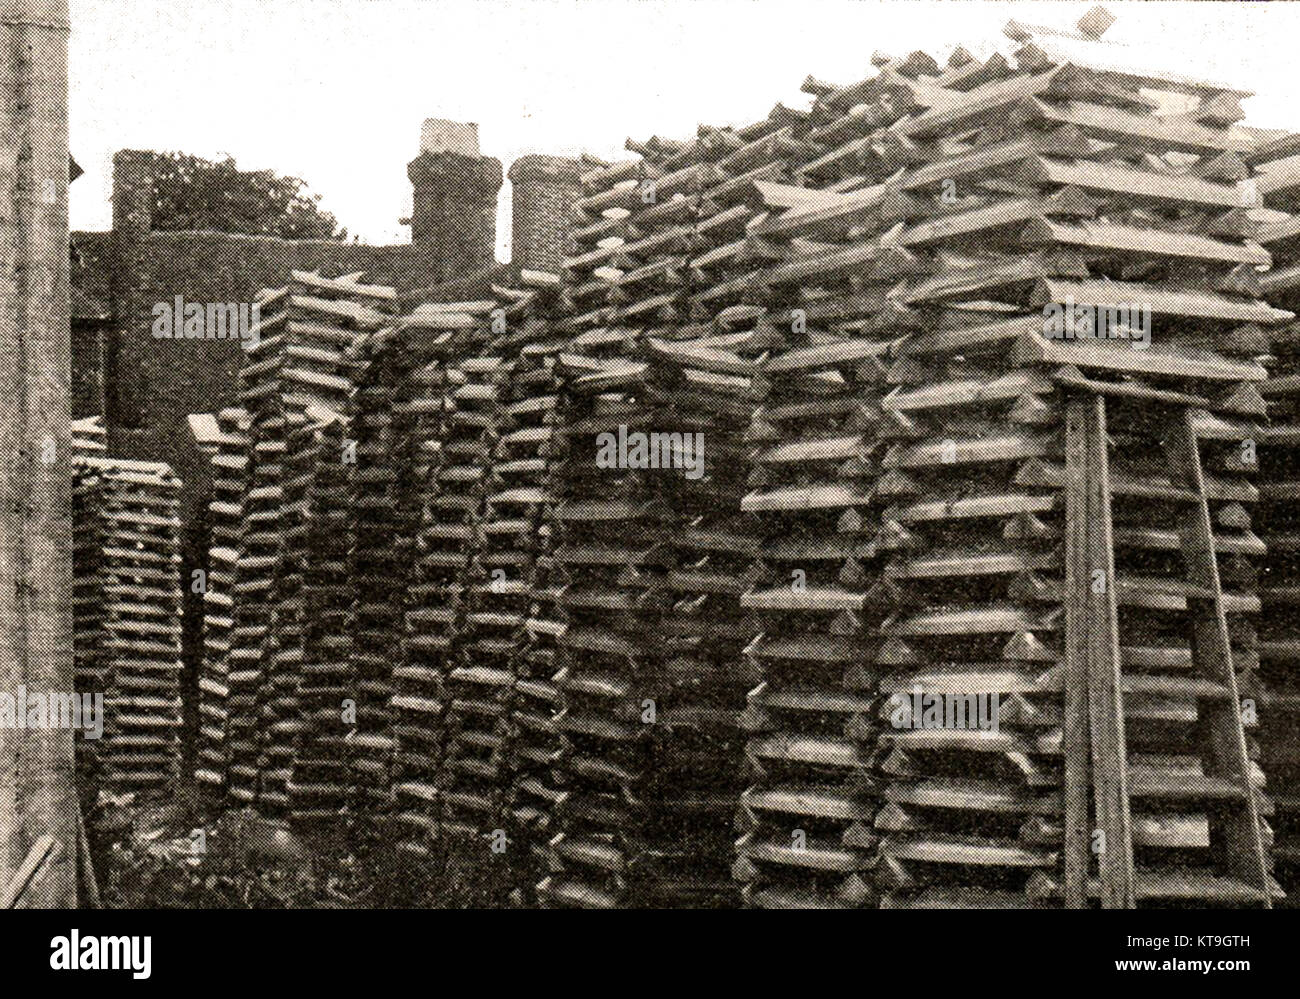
[507,154,583,273]
[407,119,503,282]
[108,149,155,441]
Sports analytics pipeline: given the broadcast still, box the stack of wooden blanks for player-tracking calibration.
[386,301,486,861]
[496,286,574,889]
[267,274,399,829]
[195,407,252,800]
[535,330,674,909]
[732,311,900,909]
[471,275,570,896]
[228,286,291,806]
[233,273,390,814]
[852,41,1288,907]
[640,66,944,908]
[565,105,900,908]
[285,405,355,823]
[637,329,763,908]
[72,415,108,457]
[564,112,807,337]
[436,346,514,846]
[72,456,184,796]
[1249,135,1300,903]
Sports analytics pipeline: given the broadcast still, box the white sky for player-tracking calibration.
[68,0,1300,258]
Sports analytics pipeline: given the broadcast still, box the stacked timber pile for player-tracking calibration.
[342,281,410,830]
[434,342,512,847]
[284,405,355,823]
[445,273,570,895]
[491,278,572,892]
[387,276,568,895]
[72,415,108,457]
[1250,133,1300,903]
[228,272,391,815]
[537,326,673,908]
[195,407,252,800]
[72,456,184,796]
[765,23,1282,907]
[537,121,810,906]
[562,7,1288,908]
[386,300,468,862]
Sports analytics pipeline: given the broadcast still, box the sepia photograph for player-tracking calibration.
[1,0,1296,983]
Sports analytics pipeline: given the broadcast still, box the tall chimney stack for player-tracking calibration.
[407,119,503,283]
[508,154,583,273]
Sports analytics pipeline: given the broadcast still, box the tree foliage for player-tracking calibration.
[149,151,347,240]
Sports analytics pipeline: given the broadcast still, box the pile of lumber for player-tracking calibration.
[439,275,568,895]
[432,334,510,846]
[343,282,409,831]
[142,6,1300,910]
[537,122,804,905]
[73,456,184,796]
[537,325,673,907]
[579,8,1288,907]
[195,407,252,799]
[225,272,391,815]
[283,405,355,822]
[1250,134,1300,903]
[72,415,108,457]
[386,300,465,862]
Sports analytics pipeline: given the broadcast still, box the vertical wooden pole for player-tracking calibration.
[1081,394,1134,909]
[1062,397,1092,908]
[0,0,75,907]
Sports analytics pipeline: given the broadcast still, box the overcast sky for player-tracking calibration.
[68,0,1300,258]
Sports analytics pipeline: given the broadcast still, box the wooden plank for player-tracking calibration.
[1024,217,1270,266]
[1166,409,1271,899]
[1033,277,1291,324]
[1062,396,1092,909]
[1079,395,1136,909]
[1021,156,1243,208]
[0,836,60,909]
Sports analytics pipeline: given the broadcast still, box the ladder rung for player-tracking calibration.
[1127,769,1248,801]
[1121,675,1232,699]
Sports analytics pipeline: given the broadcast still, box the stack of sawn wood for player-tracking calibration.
[206,272,393,821]
[1249,132,1300,905]
[569,25,1290,907]
[73,455,184,797]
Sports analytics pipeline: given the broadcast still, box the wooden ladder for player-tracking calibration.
[1063,394,1271,908]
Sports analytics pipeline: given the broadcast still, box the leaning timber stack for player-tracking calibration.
[493,278,572,894]
[1251,133,1300,903]
[284,405,355,823]
[268,274,399,830]
[387,304,454,861]
[436,344,514,848]
[278,272,396,827]
[535,320,675,907]
[778,23,1286,906]
[228,286,291,807]
[195,407,252,800]
[72,456,184,796]
[231,273,389,815]
[387,298,487,861]
[453,273,573,896]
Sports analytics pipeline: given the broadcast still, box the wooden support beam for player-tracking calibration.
[0,0,76,909]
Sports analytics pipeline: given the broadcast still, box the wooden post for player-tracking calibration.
[1062,397,1092,908]
[0,0,76,907]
